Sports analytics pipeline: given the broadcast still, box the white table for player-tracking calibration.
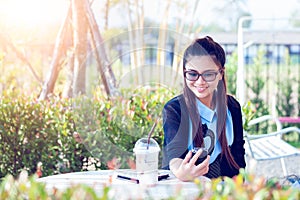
[37,169,210,199]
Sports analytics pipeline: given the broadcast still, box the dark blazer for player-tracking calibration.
[162,94,246,178]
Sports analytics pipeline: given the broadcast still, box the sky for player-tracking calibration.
[0,0,67,27]
[248,0,298,18]
[0,0,299,32]
[246,0,299,29]
[105,0,300,30]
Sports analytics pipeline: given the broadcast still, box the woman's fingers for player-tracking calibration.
[179,151,210,179]
[187,155,210,177]
[182,150,192,165]
[189,148,203,164]
[195,155,210,173]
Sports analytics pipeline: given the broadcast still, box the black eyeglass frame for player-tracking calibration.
[183,69,222,82]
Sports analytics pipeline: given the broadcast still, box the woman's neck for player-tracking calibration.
[198,94,215,109]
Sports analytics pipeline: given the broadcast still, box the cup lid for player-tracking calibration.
[133,138,160,153]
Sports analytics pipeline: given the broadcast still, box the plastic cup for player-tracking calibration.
[133,138,160,186]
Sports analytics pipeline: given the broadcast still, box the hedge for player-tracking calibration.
[0,87,175,178]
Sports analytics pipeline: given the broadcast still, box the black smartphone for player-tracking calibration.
[191,147,208,163]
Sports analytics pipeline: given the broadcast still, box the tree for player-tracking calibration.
[290,10,300,27]
[0,34,42,85]
[72,0,88,96]
[38,0,117,100]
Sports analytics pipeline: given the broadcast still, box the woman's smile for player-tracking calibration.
[195,85,209,93]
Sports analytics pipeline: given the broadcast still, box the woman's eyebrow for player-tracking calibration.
[185,69,218,73]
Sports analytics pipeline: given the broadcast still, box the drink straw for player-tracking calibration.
[147,119,158,149]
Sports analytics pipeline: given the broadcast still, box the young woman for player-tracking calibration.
[162,36,246,181]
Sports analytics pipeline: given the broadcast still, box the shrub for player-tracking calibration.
[0,87,176,178]
[0,91,89,178]
[226,51,238,96]
[72,87,175,169]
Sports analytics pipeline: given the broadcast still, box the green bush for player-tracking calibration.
[226,51,238,96]
[276,51,296,118]
[0,91,89,178]
[0,87,175,178]
[245,47,269,117]
[72,87,175,169]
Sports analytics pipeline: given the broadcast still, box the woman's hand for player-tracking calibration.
[169,149,210,181]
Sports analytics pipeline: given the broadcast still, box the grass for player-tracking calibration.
[288,141,300,148]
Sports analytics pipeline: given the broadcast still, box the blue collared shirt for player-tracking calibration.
[188,99,234,163]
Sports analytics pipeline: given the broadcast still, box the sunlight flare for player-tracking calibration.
[1,0,67,27]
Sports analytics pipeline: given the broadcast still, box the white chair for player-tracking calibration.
[244,115,300,176]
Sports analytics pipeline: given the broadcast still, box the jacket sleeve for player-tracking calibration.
[162,96,189,169]
[221,95,246,177]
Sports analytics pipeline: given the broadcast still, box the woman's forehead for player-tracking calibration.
[185,55,219,70]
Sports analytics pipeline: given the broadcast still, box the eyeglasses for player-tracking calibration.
[184,69,221,82]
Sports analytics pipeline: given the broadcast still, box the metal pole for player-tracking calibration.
[237,16,252,106]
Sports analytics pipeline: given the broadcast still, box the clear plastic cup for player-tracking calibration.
[133,138,160,186]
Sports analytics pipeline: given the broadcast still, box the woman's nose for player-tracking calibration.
[195,75,206,84]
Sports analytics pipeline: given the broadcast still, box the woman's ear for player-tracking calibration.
[218,73,223,81]
[219,68,225,80]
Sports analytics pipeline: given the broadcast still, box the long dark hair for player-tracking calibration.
[182,36,239,169]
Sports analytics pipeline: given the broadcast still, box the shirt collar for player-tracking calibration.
[196,99,215,122]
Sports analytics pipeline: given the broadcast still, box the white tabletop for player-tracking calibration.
[37,169,210,199]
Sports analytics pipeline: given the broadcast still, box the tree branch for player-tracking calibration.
[0,34,43,84]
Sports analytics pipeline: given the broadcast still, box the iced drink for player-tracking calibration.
[133,138,160,186]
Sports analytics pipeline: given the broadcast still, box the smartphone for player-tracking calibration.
[191,147,208,163]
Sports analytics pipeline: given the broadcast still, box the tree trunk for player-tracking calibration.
[39,0,117,99]
[126,0,139,84]
[72,0,88,96]
[85,0,117,96]
[38,5,72,100]
[104,0,109,30]
[157,0,171,84]
[62,50,74,98]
